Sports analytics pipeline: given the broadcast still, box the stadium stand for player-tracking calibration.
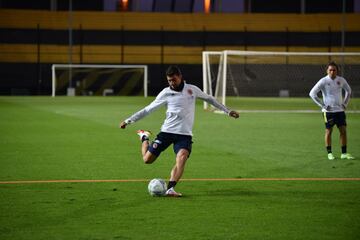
[0,9,359,95]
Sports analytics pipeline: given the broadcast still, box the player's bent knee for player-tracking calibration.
[176,149,189,163]
[143,156,152,164]
[178,154,188,163]
[179,149,189,157]
[143,152,156,164]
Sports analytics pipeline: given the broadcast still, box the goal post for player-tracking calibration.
[202,51,228,110]
[202,50,360,110]
[202,51,222,108]
[51,64,148,97]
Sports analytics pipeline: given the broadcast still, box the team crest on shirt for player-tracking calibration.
[187,89,193,95]
[152,143,158,149]
[336,81,340,85]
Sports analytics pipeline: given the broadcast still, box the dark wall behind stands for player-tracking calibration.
[0,0,356,13]
[0,0,103,11]
[4,28,360,47]
[1,10,360,96]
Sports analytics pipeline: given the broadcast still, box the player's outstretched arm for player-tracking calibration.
[229,110,239,119]
[119,89,167,130]
[192,85,239,118]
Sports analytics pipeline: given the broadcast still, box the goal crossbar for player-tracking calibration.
[223,50,360,57]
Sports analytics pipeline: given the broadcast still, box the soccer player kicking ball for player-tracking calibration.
[120,66,239,197]
[309,61,354,161]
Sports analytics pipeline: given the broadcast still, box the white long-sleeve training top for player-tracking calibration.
[309,75,352,113]
[125,83,230,136]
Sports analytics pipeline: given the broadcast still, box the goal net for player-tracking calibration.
[51,64,148,97]
[202,50,360,110]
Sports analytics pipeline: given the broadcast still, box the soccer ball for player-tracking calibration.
[148,178,167,196]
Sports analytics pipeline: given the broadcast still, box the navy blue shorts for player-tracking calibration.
[148,132,193,157]
[324,111,346,129]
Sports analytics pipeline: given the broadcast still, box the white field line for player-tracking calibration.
[214,110,360,114]
[1,178,360,185]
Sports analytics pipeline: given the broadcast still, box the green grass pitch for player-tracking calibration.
[0,96,359,240]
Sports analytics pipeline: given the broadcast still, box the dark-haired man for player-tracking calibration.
[309,61,354,160]
[120,66,239,196]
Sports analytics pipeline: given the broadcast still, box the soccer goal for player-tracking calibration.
[202,50,360,110]
[51,64,148,97]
